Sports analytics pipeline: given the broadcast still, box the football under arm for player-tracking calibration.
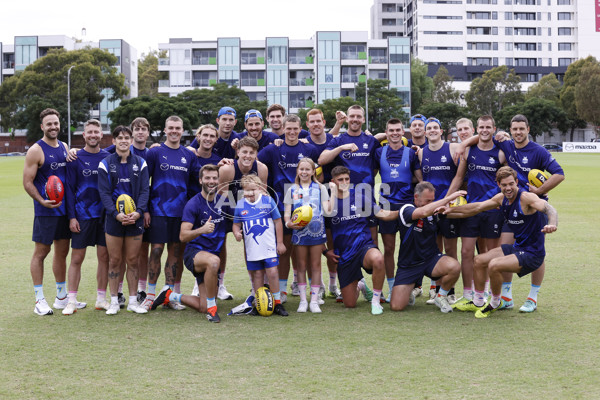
[444,195,501,218]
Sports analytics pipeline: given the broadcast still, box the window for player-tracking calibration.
[192,50,216,65]
[515,58,537,66]
[241,50,265,65]
[468,42,491,50]
[506,43,513,51]
[505,27,513,35]
[342,66,365,83]
[515,0,535,4]
[218,69,239,86]
[289,49,313,64]
[424,31,463,35]
[558,58,573,66]
[423,15,462,19]
[318,40,339,60]
[170,71,191,87]
[515,42,537,51]
[267,46,287,64]
[505,12,512,20]
[423,0,462,3]
[241,71,265,86]
[289,70,313,86]
[469,58,492,66]
[382,3,396,12]
[519,73,538,82]
[219,45,239,66]
[389,68,410,86]
[369,70,388,79]
[382,19,398,26]
[557,12,572,20]
[558,28,572,35]
[341,44,367,60]
[558,43,572,51]
[468,12,491,19]
[505,58,514,66]
[268,69,287,86]
[192,71,217,87]
[425,46,463,50]
[467,27,491,35]
[514,13,536,20]
[514,28,537,36]
[557,0,571,4]
[548,43,552,51]
[389,45,410,63]
[247,92,267,102]
[369,48,387,64]
[318,65,338,84]
[290,92,314,109]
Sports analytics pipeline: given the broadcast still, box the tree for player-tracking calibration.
[138,50,168,97]
[574,62,600,134]
[411,57,433,113]
[465,65,523,117]
[431,65,460,104]
[495,97,568,141]
[559,56,596,141]
[526,73,561,105]
[0,48,127,141]
[417,102,470,136]
[355,79,408,134]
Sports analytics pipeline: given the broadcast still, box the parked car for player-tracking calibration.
[542,144,562,152]
[591,138,600,142]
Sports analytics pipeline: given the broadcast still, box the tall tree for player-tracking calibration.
[432,65,460,104]
[465,65,523,117]
[495,98,568,141]
[411,57,433,113]
[559,56,596,141]
[355,79,408,134]
[138,50,168,97]
[0,48,127,141]
[526,73,561,105]
[574,62,600,135]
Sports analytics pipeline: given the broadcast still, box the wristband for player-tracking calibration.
[322,248,329,256]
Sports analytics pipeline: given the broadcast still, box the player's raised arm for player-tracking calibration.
[411,189,467,220]
[443,192,503,218]
[521,192,558,233]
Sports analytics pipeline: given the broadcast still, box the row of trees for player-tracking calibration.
[1,46,598,142]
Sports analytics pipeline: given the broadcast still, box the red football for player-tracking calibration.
[45,175,64,203]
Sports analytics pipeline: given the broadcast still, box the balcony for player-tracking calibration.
[290,78,314,86]
[192,56,217,65]
[289,56,314,64]
[2,61,15,69]
[158,80,170,87]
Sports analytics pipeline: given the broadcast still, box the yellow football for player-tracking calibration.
[315,166,323,177]
[449,196,467,207]
[528,169,550,188]
[255,286,274,317]
[291,205,313,228]
[116,194,136,214]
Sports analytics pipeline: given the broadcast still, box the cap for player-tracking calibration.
[244,109,263,122]
[218,107,236,118]
[409,114,427,125]
[425,117,441,129]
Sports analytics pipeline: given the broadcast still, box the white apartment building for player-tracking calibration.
[157,31,411,116]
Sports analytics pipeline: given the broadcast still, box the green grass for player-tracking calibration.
[1,154,599,399]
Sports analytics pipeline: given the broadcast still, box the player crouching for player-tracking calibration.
[376,182,463,313]
[441,166,558,318]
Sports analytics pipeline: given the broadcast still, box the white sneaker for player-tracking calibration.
[309,302,322,313]
[297,300,308,313]
[291,282,300,296]
[34,298,54,316]
[425,288,437,305]
[127,301,148,314]
[75,301,87,309]
[95,299,110,311]
[434,295,453,313]
[106,302,120,315]
[412,286,423,298]
[408,291,416,306]
[139,297,153,311]
[53,296,68,309]
[62,301,78,315]
[448,294,457,305]
[217,285,234,300]
[191,283,199,297]
[164,302,186,311]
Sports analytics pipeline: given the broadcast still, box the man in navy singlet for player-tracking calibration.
[23,108,72,316]
[444,166,558,318]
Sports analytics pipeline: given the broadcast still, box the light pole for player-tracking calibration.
[361,72,369,131]
[67,65,74,148]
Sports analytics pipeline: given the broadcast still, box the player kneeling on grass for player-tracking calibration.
[376,182,463,313]
[324,166,385,315]
[231,175,288,316]
[152,164,229,323]
[440,166,558,318]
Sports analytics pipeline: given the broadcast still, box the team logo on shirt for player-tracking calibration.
[181,157,187,164]
[298,153,304,159]
[350,204,357,212]
[160,163,169,171]
[391,169,399,178]
[133,164,139,172]
[441,155,447,163]
[422,165,430,173]
[241,210,248,216]
[331,217,340,225]
[342,151,351,159]
[278,161,287,169]
[522,157,528,164]
[363,143,369,149]
[110,164,116,172]
[489,157,495,164]
[468,163,476,171]
[513,210,518,218]
[82,169,92,177]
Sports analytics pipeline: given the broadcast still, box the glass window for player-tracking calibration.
[219,46,239,65]
[241,50,266,65]
[558,58,572,66]
[558,43,572,51]
[341,66,365,83]
[218,69,239,86]
[289,70,313,86]
[192,50,217,65]
[557,12,572,20]
[289,49,313,64]
[558,28,572,35]
[268,69,288,86]
[341,44,367,60]
[267,46,287,64]
[241,71,265,86]
[369,48,387,64]
[318,40,339,60]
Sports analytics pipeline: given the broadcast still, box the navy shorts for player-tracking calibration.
[71,218,106,249]
[148,216,182,244]
[184,246,220,285]
[501,244,545,277]
[460,211,503,239]
[438,217,460,239]
[247,257,279,271]
[378,203,402,235]
[394,253,444,286]
[337,244,377,289]
[32,216,71,245]
[104,214,144,237]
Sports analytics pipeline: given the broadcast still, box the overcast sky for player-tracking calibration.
[1,0,372,58]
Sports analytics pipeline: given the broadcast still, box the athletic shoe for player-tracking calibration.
[385,292,391,303]
[297,300,308,313]
[164,302,186,311]
[408,291,416,306]
[127,301,148,314]
[53,296,68,309]
[309,302,322,313]
[371,302,384,315]
[412,286,423,298]
[447,294,457,305]
[95,299,110,311]
[217,285,234,300]
[34,298,54,316]
[206,308,220,323]
[106,302,119,315]
[425,288,436,305]
[291,282,300,296]
[137,290,147,304]
[453,298,481,312]
[227,295,255,316]
[139,297,153,312]
[327,285,342,299]
[360,278,373,301]
[434,295,453,313]
[274,303,289,316]
[62,301,78,315]
[191,284,199,297]
[152,286,172,310]
[519,299,537,313]
[475,300,503,318]
[280,291,288,304]
[318,285,325,304]
[498,299,514,310]
[117,292,126,309]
